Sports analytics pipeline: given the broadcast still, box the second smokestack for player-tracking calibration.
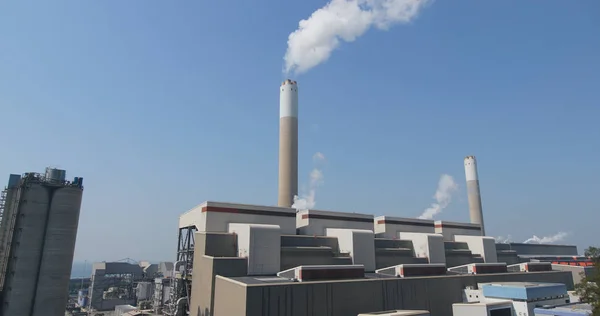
[278,79,299,207]
[464,155,486,235]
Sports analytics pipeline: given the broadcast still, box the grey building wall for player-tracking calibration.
[212,271,573,316]
[189,232,247,316]
[507,243,578,256]
[551,264,595,285]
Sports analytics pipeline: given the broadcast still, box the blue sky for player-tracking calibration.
[1,0,598,262]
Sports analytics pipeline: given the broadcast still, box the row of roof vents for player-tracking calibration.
[276,262,553,282]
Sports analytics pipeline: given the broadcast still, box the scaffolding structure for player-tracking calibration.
[164,225,196,316]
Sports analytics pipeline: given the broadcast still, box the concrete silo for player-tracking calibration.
[0,168,84,316]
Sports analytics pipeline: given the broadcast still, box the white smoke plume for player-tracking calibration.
[495,235,512,243]
[418,174,458,220]
[284,0,431,74]
[292,152,326,211]
[523,232,568,244]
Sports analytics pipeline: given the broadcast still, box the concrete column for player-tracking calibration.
[278,79,298,207]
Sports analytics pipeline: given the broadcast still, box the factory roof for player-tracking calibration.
[223,271,568,287]
[374,216,435,226]
[298,209,374,220]
[480,282,567,300]
[179,201,296,228]
[434,220,482,230]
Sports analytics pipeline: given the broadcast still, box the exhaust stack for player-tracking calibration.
[464,156,485,235]
[278,79,299,207]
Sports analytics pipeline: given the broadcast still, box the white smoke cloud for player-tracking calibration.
[418,174,458,220]
[284,0,431,74]
[523,232,568,244]
[495,235,512,244]
[292,152,326,211]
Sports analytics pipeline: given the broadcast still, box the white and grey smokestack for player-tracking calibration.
[464,155,486,235]
[278,79,298,207]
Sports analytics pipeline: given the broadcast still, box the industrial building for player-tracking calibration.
[0,168,84,316]
[85,260,173,312]
[152,79,591,316]
[455,281,574,315]
[60,79,591,316]
[166,200,582,316]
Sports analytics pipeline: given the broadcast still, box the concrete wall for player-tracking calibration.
[189,232,248,316]
[326,229,376,272]
[434,221,482,241]
[374,216,435,239]
[297,210,374,236]
[218,271,573,316]
[551,264,595,285]
[454,236,498,263]
[507,243,578,256]
[180,202,296,234]
[399,233,446,264]
[229,224,281,275]
[213,276,247,316]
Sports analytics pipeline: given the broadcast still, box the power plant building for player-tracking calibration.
[159,80,588,316]
[0,168,84,316]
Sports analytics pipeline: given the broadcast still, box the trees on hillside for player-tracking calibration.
[574,246,600,315]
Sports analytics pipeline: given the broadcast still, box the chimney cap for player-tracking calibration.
[281,79,297,86]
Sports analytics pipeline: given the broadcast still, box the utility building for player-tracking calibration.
[0,168,84,316]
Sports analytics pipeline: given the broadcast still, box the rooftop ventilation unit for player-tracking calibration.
[507,262,553,273]
[448,263,507,275]
[375,264,446,278]
[276,264,364,282]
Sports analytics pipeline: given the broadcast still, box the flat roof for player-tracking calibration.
[299,209,374,219]
[182,201,296,217]
[434,220,482,230]
[481,282,567,300]
[222,271,568,287]
[374,216,435,227]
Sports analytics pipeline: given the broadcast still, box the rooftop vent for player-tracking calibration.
[376,264,446,278]
[277,264,364,282]
[508,262,553,273]
[448,263,507,275]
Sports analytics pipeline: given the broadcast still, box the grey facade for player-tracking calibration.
[189,231,576,316]
[88,262,144,311]
[0,170,84,316]
[213,271,573,316]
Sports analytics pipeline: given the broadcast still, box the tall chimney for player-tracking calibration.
[464,155,486,235]
[278,79,298,207]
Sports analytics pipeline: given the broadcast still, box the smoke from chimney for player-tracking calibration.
[283,0,431,75]
[418,174,458,220]
[292,152,326,211]
[523,232,568,244]
[494,235,512,244]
